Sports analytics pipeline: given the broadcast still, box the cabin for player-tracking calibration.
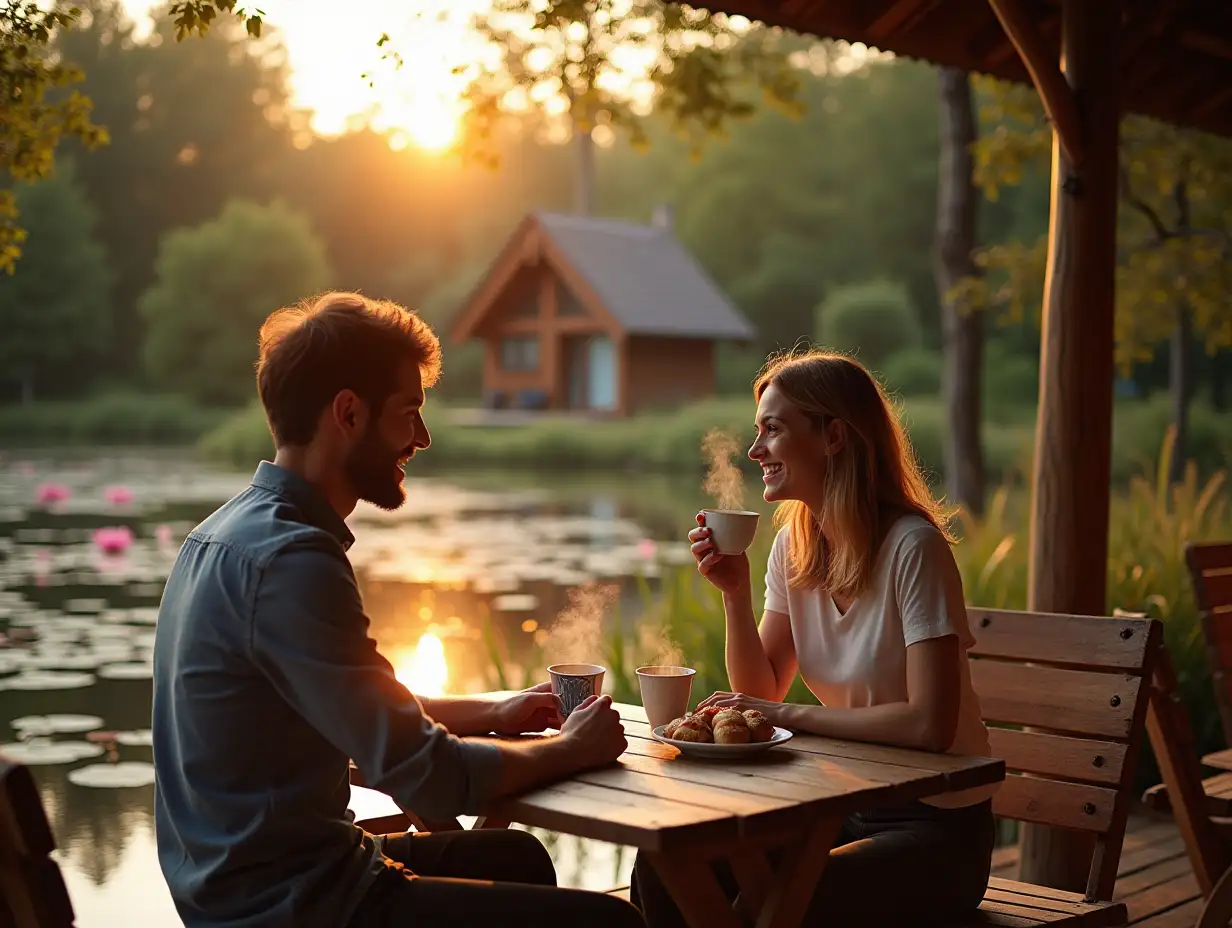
[449,208,756,417]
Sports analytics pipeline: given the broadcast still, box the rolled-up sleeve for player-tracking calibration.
[250,538,502,820]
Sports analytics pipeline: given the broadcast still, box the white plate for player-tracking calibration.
[651,723,793,759]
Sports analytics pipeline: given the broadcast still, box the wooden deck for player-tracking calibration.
[610,811,1205,926]
[990,812,1203,927]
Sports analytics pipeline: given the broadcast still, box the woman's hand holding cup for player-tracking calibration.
[690,512,751,594]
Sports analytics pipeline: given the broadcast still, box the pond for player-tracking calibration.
[0,449,753,926]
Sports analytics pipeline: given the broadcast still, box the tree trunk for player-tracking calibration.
[1169,180,1192,483]
[1213,351,1228,411]
[573,118,595,217]
[934,67,985,516]
[1170,303,1192,483]
[1020,0,1121,894]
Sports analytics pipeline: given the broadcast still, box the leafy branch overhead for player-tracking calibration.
[454,0,803,166]
[963,75,1232,370]
[0,0,268,271]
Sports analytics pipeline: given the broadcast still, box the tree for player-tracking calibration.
[54,0,296,380]
[967,76,1232,478]
[0,1,108,271]
[139,199,330,406]
[455,1,802,215]
[933,68,985,515]
[0,167,111,402]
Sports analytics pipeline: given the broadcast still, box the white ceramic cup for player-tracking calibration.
[548,663,606,718]
[701,509,760,555]
[636,665,696,730]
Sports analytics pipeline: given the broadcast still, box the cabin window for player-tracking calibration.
[500,336,540,371]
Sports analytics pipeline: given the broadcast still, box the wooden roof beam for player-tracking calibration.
[988,0,1084,165]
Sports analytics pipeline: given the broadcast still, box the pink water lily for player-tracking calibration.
[104,485,134,506]
[36,483,71,505]
[638,538,657,560]
[93,526,134,556]
[155,524,175,546]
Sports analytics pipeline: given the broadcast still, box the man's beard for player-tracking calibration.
[343,425,410,511]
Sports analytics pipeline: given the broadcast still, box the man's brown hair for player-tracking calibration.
[256,291,441,447]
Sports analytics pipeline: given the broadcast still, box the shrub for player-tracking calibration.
[879,348,942,397]
[815,279,923,367]
[0,393,225,446]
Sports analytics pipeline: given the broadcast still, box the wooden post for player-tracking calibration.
[1018,0,1122,893]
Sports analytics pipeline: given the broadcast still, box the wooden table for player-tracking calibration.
[482,702,1005,928]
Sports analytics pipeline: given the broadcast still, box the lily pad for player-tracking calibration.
[67,761,156,788]
[1,670,96,691]
[491,594,538,613]
[115,729,153,747]
[63,598,108,614]
[0,739,105,765]
[97,662,153,680]
[11,714,104,735]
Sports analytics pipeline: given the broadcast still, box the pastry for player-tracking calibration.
[712,709,751,744]
[743,709,775,743]
[663,717,685,739]
[673,717,713,743]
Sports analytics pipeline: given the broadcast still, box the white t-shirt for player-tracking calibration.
[764,514,996,808]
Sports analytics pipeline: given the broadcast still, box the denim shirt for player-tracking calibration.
[152,462,503,928]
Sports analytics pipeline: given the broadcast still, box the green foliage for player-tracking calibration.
[815,280,924,367]
[0,170,111,401]
[0,1,108,270]
[139,200,330,407]
[879,348,942,397]
[0,391,225,444]
[456,1,802,167]
[967,76,1232,370]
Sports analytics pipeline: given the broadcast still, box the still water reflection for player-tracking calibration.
[0,450,730,927]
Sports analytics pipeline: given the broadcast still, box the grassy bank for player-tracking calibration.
[0,392,228,447]
[200,392,1232,487]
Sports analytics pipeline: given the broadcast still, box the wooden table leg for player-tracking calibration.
[644,853,743,928]
[755,816,843,928]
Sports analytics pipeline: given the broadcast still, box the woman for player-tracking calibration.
[630,350,996,927]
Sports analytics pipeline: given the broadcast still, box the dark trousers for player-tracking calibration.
[347,828,646,928]
[630,800,994,928]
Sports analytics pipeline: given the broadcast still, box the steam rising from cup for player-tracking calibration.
[702,428,745,511]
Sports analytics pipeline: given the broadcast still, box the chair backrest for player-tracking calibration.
[1187,542,1232,746]
[967,607,1162,902]
[0,756,75,927]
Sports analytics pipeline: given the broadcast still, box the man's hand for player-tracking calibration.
[558,694,626,770]
[490,682,564,735]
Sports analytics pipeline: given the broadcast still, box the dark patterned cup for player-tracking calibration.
[547,663,606,718]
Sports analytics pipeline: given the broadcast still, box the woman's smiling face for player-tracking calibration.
[747,382,837,508]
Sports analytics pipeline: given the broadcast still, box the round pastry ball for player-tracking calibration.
[712,708,744,728]
[673,718,713,743]
[743,710,775,743]
[714,717,751,744]
[663,717,686,739]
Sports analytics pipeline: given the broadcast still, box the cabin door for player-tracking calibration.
[563,335,618,411]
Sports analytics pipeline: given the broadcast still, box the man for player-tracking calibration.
[152,291,643,928]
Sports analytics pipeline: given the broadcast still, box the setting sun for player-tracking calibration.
[394,633,449,696]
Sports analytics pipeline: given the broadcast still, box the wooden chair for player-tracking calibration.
[953,607,1164,927]
[1143,542,1232,821]
[0,755,75,927]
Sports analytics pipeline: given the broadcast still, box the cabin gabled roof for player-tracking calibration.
[450,211,757,343]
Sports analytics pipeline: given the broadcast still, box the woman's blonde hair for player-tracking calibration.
[754,348,954,599]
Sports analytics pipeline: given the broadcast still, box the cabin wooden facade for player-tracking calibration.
[450,210,756,417]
